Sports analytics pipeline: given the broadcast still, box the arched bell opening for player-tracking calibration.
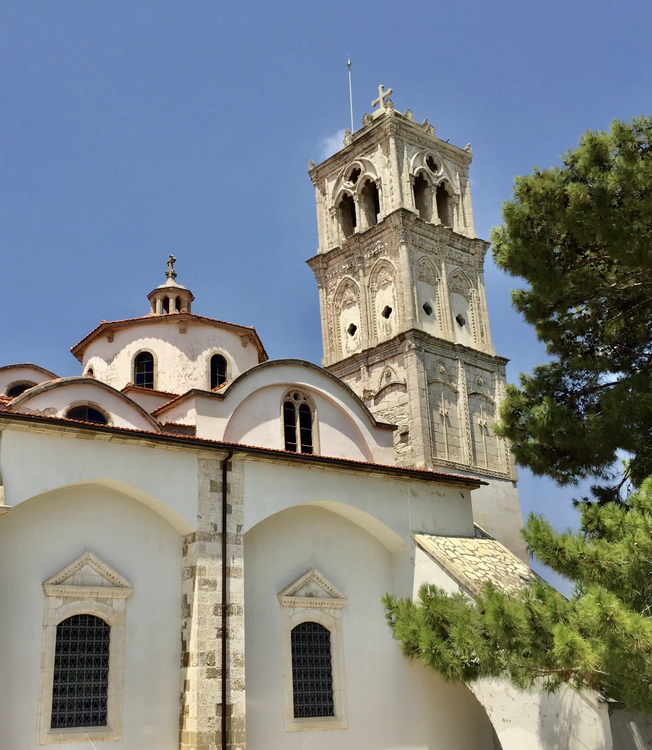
[359,179,380,229]
[413,173,433,222]
[436,183,453,227]
[338,193,357,239]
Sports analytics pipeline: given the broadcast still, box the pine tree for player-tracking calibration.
[383,117,652,709]
[384,479,652,709]
[491,116,652,497]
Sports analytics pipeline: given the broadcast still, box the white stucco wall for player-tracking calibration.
[80,319,261,394]
[0,484,182,749]
[471,678,613,750]
[1,429,198,534]
[244,504,498,750]
[243,460,477,554]
[470,477,527,562]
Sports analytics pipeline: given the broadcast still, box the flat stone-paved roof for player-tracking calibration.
[415,526,536,597]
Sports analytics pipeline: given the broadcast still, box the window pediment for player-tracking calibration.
[277,569,346,609]
[43,551,133,600]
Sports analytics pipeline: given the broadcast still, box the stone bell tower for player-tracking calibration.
[307,87,526,560]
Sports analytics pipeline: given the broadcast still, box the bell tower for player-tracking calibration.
[307,88,526,559]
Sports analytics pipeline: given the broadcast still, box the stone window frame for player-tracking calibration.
[37,552,133,746]
[277,569,347,732]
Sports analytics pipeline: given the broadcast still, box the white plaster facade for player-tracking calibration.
[0,98,631,750]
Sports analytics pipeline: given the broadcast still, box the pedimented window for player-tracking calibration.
[278,569,347,732]
[38,552,133,745]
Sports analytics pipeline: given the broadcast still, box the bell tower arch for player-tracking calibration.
[307,90,526,560]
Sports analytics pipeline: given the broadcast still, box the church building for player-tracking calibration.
[0,89,618,750]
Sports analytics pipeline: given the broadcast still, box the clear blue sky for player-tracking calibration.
[2,1,650,587]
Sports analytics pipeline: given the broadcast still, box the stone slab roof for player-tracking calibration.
[415,527,536,597]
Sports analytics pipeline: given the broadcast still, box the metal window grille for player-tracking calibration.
[291,621,334,718]
[134,352,154,389]
[210,354,228,389]
[51,614,110,729]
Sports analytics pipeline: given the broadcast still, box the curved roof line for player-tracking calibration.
[152,358,396,431]
[70,313,268,362]
[0,363,59,379]
[8,377,162,432]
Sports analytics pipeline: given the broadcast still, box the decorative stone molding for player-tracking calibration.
[37,552,133,746]
[278,570,347,732]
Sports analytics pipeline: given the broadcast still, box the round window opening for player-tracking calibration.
[456,314,466,327]
[423,302,433,316]
[381,305,393,319]
[347,323,357,336]
[426,155,438,173]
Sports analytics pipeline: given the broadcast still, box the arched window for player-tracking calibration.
[413,173,432,221]
[6,381,36,397]
[210,354,228,389]
[65,405,108,425]
[283,392,314,454]
[290,621,334,718]
[51,614,110,729]
[338,193,356,239]
[133,352,154,389]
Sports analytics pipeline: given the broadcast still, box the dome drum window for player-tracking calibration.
[210,354,228,389]
[133,352,155,389]
[283,392,315,454]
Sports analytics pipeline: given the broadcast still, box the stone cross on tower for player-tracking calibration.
[166,254,177,282]
[372,84,393,112]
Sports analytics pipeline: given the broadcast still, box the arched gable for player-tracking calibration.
[187,360,395,464]
[8,377,161,432]
[0,363,58,397]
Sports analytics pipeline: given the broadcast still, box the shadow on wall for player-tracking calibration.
[609,708,652,750]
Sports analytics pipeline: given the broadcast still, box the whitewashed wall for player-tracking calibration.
[80,320,261,394]
[0,483,183,749]
[244,504,498,750]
